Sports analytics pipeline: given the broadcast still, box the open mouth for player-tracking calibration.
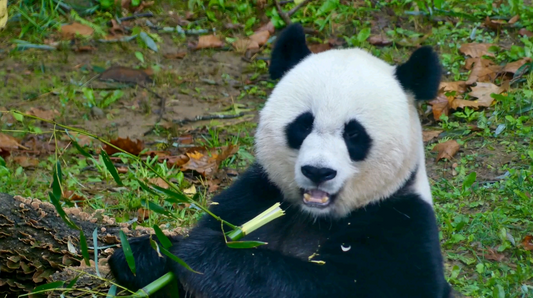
[301,189,336,208]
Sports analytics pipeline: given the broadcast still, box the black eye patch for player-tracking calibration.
[343,119,372,161]
[285,112,314,150]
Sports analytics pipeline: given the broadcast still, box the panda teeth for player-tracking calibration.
[303,193,311,202]
[321,197,329,203]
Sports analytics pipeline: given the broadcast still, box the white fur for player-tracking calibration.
[255,48,432,217]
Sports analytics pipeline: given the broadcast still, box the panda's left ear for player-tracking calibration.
[395,46,442,101]
[269,23,312,80]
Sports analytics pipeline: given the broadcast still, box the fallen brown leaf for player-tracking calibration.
[433,140,460,161]
[502,57,532,74]
[484,16,506,31]
[522,235,533,250]
[193,35,223,50]
[12,156,39,168]
[249,30,270,46]
[519,28,533,38]
[104,137,144,156]
[468,82,504,107]
[459,43,496,58]
[368,34,392,46]
[428,94,450,120]
[308,43,332,54]
[440,81,467,94]
[509,15,520,24]
[109,19,125,36]
[100,66,153,84]
[465,58,500,85]
[485,248,505,261]
[181,145,238,177]
[422,130,443,142]
[60,22,94,40]
[163,51,187,59]
[149,177,169,189]
[68,132,93,147]
[256,21,275,34]
[0,133,23,151]
[26,107,60,121]
[137,208,151,221]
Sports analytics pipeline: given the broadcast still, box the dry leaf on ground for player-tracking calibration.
[428,94,450,120]
[0,133,23,151]
[256,21,275,34]
[440,81,467,94]
[100,66,153,84]
[68,132,93,147]
[368,34,392,46]
[509,15,520,24]
[104,137,144,156]
[308,43,332,53]
[60,22,94,39]
[485,248,505,261]
[232,39,259,53]
[465,58,500,85]
[149,177,169,189]
[522,235,533,250]
[164,51,187,59]
[468,82,504,107]
[519,28,533,37]
[422,130,443,142]
[181,145,238,177]
[502,57,532,74]
[137,208,151,221]
[459,43,496,58]
[12,156,39,168]
[192,35,223,50]
[26,107,60,121]
[433,140,460,161]
[249,30,270,46]
[484,16,507,31]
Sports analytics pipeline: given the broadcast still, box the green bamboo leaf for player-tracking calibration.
[66,131,92,158]
[153,225,173,249]
[106,285,117,298]
[226,240,267,249]
[100,150,123,186]
[137,179,159,196]
[140,31,158,52]
[11,110,24,122]
[52,161,63,200]
[32,281,65,292]
[141,200,174,218]
[119,230,136,275]
[159,245,199,274]
[79,230,91,266]
[48,192,78,230]
[151,184,189,203]
[66,275,80,288]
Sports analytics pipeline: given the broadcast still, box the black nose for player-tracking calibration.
[301,166,337,184]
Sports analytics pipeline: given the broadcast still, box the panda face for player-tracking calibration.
[255,25,441,218]
[256,49,419,217]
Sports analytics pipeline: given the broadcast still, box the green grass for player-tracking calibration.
[2,0,533,297]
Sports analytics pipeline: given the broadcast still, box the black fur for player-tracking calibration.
[109,163,452,298]
[395,46,442,101]
[285,111,314,150]
[269,23,312,80]
[343,119,373,161]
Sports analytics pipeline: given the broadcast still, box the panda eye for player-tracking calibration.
[346,131,359,139]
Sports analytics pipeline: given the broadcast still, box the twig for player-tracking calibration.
[173,113,245,125]
[274,0,313,25]
[117,12,154,23]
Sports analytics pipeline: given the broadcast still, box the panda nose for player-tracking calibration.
[301,166,337,184]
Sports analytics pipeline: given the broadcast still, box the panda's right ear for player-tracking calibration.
[269,23,312,80]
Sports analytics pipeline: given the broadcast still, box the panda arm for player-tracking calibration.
[172,227,354,298]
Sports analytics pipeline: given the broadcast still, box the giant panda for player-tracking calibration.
[108,23,452,298]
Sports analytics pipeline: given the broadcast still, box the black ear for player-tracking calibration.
[395,46,442,101]
[269,23,312,80]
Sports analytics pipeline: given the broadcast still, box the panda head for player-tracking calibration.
[255,24,442,218]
